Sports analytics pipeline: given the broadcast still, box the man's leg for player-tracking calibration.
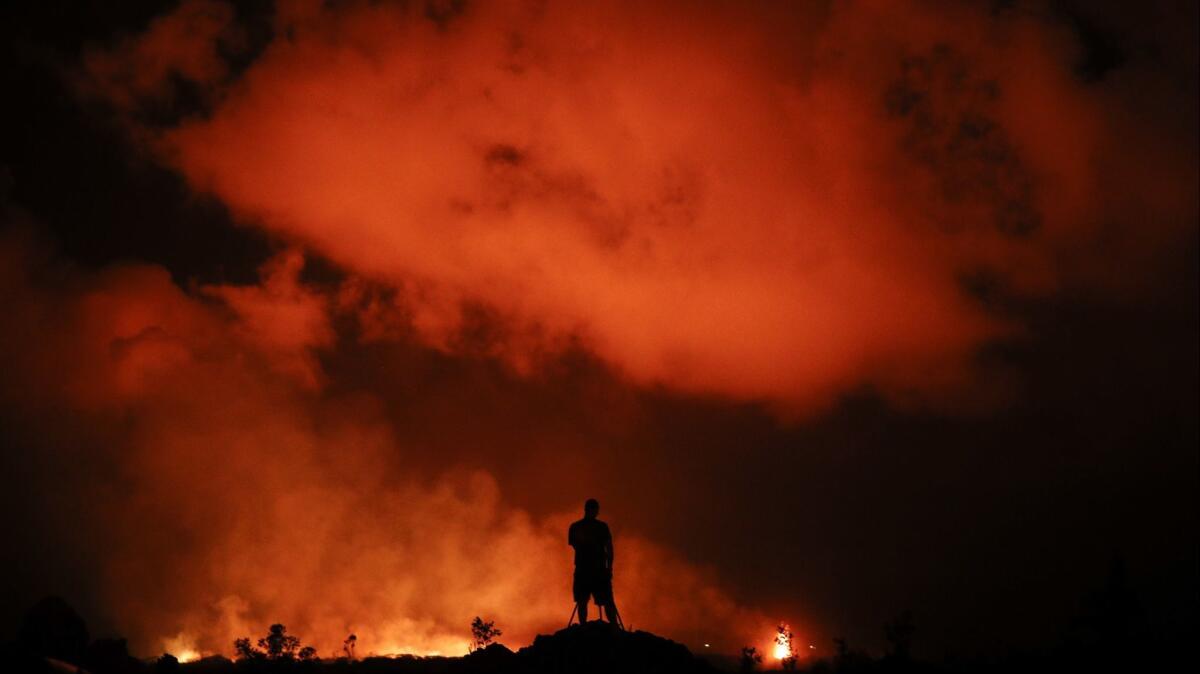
[602,600,620,627]
[597,571,619,627]
[573,570,589,624]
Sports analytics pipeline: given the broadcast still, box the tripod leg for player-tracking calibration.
[567,603,578,628]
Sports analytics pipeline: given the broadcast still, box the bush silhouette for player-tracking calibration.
[233,636,263,661]
[739,645,763,671]
[155,653,180,674]
[85,637,137,673]
[883,610,915,663]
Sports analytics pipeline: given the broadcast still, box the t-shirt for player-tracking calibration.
[568,518,612,570]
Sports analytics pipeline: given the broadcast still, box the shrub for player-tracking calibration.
[739,645,763,671]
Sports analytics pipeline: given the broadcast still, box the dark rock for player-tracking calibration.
[451,643,515,673]
[19,596,89,665]
[514,621,718,674]
[467,643,513,659]
[85,637,143,674]
[155,653,180,674]
[180,654,231,674]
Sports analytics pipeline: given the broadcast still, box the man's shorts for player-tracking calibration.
[573,566,613,604]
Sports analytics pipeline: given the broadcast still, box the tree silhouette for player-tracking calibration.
[470,616,503,652]
[1069,557,1143,670]
[883,611,915,662]
[234,623,312,661]
[258,623,301,659]
[233,637,263,661]
[832,636,870,672]
[739,645,763,671]
[776,622,797,671]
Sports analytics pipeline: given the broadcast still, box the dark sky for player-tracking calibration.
[1,0,1196,663]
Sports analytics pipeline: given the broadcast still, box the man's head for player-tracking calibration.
[584,498,600,519]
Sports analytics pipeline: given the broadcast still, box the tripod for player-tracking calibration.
[567,601,625,630]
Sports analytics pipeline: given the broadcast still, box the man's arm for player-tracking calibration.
[604,524,614,569]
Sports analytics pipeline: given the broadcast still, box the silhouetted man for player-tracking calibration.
[568,498,621,626]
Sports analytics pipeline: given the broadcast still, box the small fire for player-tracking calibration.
[773,635,790,660]
[773,622,794,662]
[162,632,201,663]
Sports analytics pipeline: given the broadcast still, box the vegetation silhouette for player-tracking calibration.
[775,622,797,670]
[0,555,1177,673]
[469,617,502,653]
[882,610,915,665]
[739,645,763,671]
[86,637,143,674]
[156,653,180,673]
[233,623,316,663]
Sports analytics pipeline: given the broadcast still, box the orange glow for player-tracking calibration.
[372,640,469,658]
[0,236,774,657]
[774,623,794,661]
[0,0,1187,662]
[162,633,201,663]
[102,0,1186,419]
[71,0,1190,425]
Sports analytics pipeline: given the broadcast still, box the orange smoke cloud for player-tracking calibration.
[0,230,770,657]
[84,0,1196,415]
[23,0,1193,661]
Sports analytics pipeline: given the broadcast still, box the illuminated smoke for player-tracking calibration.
[5,0,1193,661]
[85,0,1196,415]
[0,233,770,657]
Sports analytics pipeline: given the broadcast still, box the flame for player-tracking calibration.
[372,640,470,658]
[773,624,793,661]
[162,632,201,663]
[773,636,790,660]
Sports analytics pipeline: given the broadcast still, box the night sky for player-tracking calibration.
[1,0,1196,664]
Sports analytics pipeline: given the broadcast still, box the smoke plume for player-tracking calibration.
[4,0,1194,661]
[86,0,1197,413]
